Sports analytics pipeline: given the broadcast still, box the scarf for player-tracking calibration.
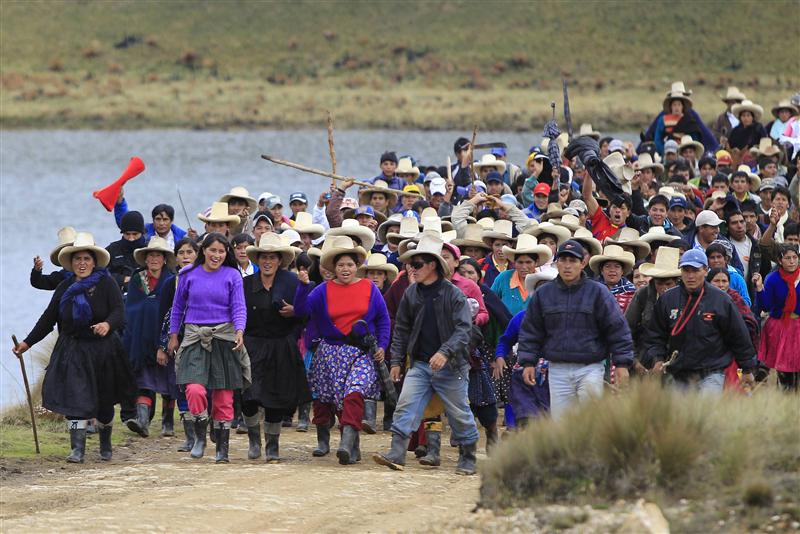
[778,268,800,322]
[59,268,110,326]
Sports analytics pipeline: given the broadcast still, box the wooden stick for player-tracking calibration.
[11,335,40,454]
[468,124,478,185]
[326,111,337,187]
[260,154,425,198]
[446,156,453,182]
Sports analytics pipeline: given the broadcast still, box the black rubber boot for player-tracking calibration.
[177,414,195,452]
[349,432,361,464]
[485,423,499,457]
[98,422,113,461]
[313,424,330,457]
[215,424,230,464]
[361,399,377,435]
[455,443,477,475]
[337,425,358,465]
[265,422,281,463]
[247,424,262,460]
[373,432,411,471]
[66,420,87,463]
[190,417,208,459]
[161,404,175,437]
[282,414,293,427]
[124,414,146,438]
[296,403,310,432]
[235,414,248,435]
[419,430,441,467]
[136,403,150,438]
[414,443,428,458]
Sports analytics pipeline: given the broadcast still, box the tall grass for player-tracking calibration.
[479,382,800,508]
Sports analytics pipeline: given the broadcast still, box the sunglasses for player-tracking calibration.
[408,259,429,270]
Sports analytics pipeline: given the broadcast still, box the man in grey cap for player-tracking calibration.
[664,139,680,164]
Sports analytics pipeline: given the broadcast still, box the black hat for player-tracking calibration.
[120,211,145,234]
[380,151,398,164]
[555,239,586,260]
[454,137,470,154]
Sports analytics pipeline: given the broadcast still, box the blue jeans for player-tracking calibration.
[674,371,725,394]
[391,362,479,445]
[548,361,605,420]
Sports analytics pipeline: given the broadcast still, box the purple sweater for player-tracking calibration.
[294,281,391,350]
[170,265,246,334]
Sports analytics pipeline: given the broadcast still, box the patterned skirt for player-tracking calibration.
[468,343,498,407]
[310,341,380,410]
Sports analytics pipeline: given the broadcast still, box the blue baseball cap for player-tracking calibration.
[491,147,507,157]
[679,248,708,269]
[485,171,503,183]
[289,192,308,204]
[354,205,376,218]
[555,239,586,260]
[668,197,688,209]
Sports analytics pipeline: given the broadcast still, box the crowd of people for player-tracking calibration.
[14,82,800,472]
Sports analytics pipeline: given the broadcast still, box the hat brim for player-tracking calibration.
[502,244,553,267]
[771,105,798,118]
[641,233,681,245]
[358,189,398,209]
[731,103,763,122]
[343,208,387,226]
[386,230,420,246]
[397,248,451,278]
[588,254,635,275]
[524,269,558,294]
[320,246,368,273]
[552,218,581,232]
[327,225,376,250]
[197,212,240,225]
[357,263,399,283]
[636,162,665,175]
[481,232,516,248]
[639,263,681,278]
[293,223,325,239]
[679,141,704,155]
[58,244,111,271]
[524,224,572,247]
[219,194,258,213]
[450,238,490,251]
[246,245,295,269]
[571,236,602,257]
[133,246,177,269]
[603,238,651,261]
[50,242,73,266]
[662,94,693,112]
[474,161,507,174]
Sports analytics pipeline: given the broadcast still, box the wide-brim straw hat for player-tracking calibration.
[578,123,601,140]
[640,226,681,245]
[481,219,517,247]
[319,236,368,273]
[502,234,553,267]
[540,203,569,222]
[639,247,681,279]
[474,154,507,175]
[49,226,77,266]
[523,221,571,247]
[377,213,404,244]
[398,232,451,277]
[571,227,603,256]
[735,164,762,192]
[771,99,799,118]
[395,157,420,178]
[662,81,693,112]
[327,219,376,250]
[589,244,636,275]
[293,212,325,239]
[452,223,492,251]
[246,233,296,268]
[678,135,704,156]
[524,267,558,294]
[658,186,685,200]
[134,236,177,269]
[421,207,454,232]
[720,86,746,103]
[552,213,582,232]
[731,99,763,122]
[58,232,111,271]
[749,137,781,159]
[603,151,634,185]
[357,253,399,283]
[386,216,421,245]
[219,186,258,213]
[604,227,651,261]
[358,179,398,210]
[634,152,664,175]
[198,202,240,224]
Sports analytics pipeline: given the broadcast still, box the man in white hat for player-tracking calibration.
[712,86,746,141]
[31,226,77,291]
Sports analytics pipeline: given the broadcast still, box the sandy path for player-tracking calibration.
[0,427,480,533]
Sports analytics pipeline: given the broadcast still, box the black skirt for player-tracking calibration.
[42,333,136,419]
[243,334,311,412]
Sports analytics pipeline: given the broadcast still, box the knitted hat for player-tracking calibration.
[120,211,145,234]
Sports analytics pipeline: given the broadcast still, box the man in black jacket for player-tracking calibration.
[106,211,146,294]
[373,233,479,475]
[644,249,756,392]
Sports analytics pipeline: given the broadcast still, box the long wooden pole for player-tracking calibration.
[11,335,40,454]
[326,111,337,188]
[468,125,478,185]
[260,155,425,199]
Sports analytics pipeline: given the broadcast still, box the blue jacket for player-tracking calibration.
[757,270,800,319]
[490,270,530,316]
[496,310,525,357]
[517,274,634,367]
[114,199,187,242]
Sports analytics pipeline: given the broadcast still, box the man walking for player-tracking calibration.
[373,234,479,475]
[516,240,633,420]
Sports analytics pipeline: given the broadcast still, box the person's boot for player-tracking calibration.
[485,423,499,457]
[97,421,113,461]
[246,419,262,460]
[235,414,248,435]
[264,422,281,463]
[455,443,477,476]
[349,432,361,464]
[361,399,377,435]
[177,413,195,452]
[124,411,146,438]
[215,422,230,464]
[136,403,150,438]
[66,420,87,463]
[190,417,208,459]
[208,419,216,443]
[337,425,358,465]
[313,423,331,457]
[161,403,175,437]
[282,414,293,427]
[86,420,97,435]
[373,432,411,471]
[296,403,311,432]
[419,430,441,467]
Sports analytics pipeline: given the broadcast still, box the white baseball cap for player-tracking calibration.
[695,210,723,227]
[429,177,447,196]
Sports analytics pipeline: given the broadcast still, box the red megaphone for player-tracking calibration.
[92,157,146,211]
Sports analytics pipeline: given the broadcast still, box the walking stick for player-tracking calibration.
[326,111,337,188]
[11,335,40,454]
[468,125,478,185]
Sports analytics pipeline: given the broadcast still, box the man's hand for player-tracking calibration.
[33,256,44,271]
[168,334,180,356]
[373,348,385,363]
[522,366,537,386]
[429,352,447,371]
[491,357,507,380]
[390,365,402,382]
[469,192,488,206]
[318,191,331,207]
[278,300,295,317]
[116,187,125,205]
[12,340,29,357]
[615,366,630,388]
[652,361,666,374]
[340,179,355,191]
[741,371,755,389]
[298,269,310,285]
[187,228,199,241]
[752,272,764,291]
[769,207,781,227]
[156,349,169,366]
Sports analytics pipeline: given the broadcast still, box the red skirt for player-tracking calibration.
[758,316,800,372]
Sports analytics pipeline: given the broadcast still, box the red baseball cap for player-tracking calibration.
[533,183,551,196]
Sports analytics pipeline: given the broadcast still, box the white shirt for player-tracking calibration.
[730,236,752,275]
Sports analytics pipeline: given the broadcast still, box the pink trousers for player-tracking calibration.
[185,384,234,422]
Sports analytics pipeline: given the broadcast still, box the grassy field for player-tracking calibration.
[1,0,797,130]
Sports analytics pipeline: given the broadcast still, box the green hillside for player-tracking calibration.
[1,0,796,129]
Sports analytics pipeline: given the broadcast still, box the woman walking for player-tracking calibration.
[167,233,249,463]
[294,236,391,465]
[14,232,136,463]
[241,234,310,463]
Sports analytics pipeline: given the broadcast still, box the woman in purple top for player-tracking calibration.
[294,236,391,465]
[167,233,248,463]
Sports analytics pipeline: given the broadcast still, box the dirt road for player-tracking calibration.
[0,426,480,533]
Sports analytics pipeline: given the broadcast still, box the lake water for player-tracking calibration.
[0,129,637,409]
